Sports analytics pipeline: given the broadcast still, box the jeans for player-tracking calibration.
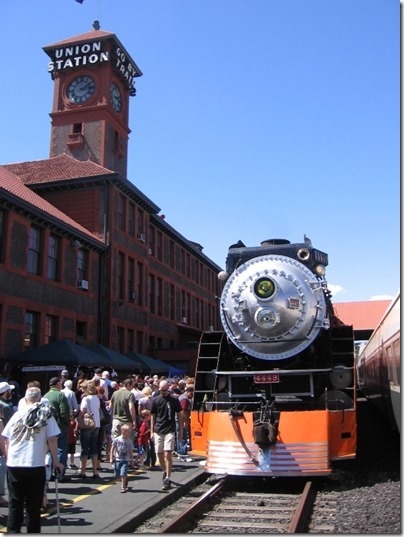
[177,428,189,456]
[7,466,45,533]
[57,427,69,472]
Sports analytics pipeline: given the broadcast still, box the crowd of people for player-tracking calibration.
[0,368,195,532]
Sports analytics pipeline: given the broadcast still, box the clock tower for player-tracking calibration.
[43,22,142,178]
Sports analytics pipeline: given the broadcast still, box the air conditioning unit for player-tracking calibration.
[181,317,187,324]
[78,280,89,290]
[130,291,136,301]
[137,233,145,242]
[148,248,152,255]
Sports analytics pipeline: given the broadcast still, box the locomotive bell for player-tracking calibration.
[220,254,329,361]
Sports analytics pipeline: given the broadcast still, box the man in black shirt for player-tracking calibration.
[150,380,181,490]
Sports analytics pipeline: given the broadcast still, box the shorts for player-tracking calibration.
[114,460,129,478]
[67,443,76,455]
[154,431,175,453]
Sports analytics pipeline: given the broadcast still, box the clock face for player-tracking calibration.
[110,82,122,112]
[66,75,96,104]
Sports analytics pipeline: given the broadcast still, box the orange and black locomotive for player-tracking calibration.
[191,236,356,476]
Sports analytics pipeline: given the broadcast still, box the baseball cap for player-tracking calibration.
[49,377,60,386]
[0,382,15,395]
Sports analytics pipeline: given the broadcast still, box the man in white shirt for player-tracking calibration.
[2,387,63,533]
[62,380,79,416]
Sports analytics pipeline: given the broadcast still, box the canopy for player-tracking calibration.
[86,344,143,371]
[125,352,170,375]
[7,339,110,368]
[169,365,187,377]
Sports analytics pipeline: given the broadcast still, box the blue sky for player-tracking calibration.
[0,0,399,303]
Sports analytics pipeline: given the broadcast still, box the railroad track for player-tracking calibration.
[137,476,319,534]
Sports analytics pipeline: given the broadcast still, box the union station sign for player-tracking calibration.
[47,40,141,96]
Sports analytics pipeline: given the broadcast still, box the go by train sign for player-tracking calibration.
[44,34,142,96]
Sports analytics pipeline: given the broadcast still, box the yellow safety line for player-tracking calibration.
[0,470,144,532]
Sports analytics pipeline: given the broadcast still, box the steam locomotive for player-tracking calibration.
[190,236,356,477]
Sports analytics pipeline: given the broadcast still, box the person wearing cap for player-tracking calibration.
[0,382,16,426]
[43,378,71,482]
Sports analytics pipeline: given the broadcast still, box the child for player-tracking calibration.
[67,411,78,469]
[137,409,151,468]
[110,423,134,493]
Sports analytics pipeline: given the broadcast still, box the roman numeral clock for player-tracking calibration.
[43,23,142,179]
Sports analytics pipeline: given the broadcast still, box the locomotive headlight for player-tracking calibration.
[315,264,326,277]
[254,277,275,299]
[255,307,279,329]
[218,271,228,282]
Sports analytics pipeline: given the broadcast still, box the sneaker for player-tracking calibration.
[162,478,171,491]
[184,457,193,462]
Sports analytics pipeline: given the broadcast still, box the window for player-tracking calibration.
[73,123,82,134]
[127,329,134,353]
[77,249,87,281]
[47,234,59,280]
[25,311,39,349]
[156,231,162,261]
[136,331,143,353]
[169,240,175,268]
[181,290,186,320]
[76,321,86,340]
[117,327,125,353]
[169,284,175,320]
[137,209,144,235]
[0,210,5,263]
[157,277,163,316]
[118,194,126,231]
[186,253,191,278]
[137,262,144,306]
[187,293,191,324]
[118,252,125,299]
[128,203,135,237]
[149,274,155,314]
[148,225,155,256]
[28,225,41,275]
[195,297,200,328]
[128,257,134,301]
[45,315,58,344]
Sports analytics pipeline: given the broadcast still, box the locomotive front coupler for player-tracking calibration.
[253,397,281,447]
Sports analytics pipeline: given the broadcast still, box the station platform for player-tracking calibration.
[0,457,206,533]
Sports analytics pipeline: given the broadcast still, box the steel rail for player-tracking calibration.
[288,481,316,533]
[160,478,227,533]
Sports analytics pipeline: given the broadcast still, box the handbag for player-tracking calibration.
[99,403,111,426]
[78,398,95,430]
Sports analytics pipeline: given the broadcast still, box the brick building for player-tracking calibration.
[0,24,222,378]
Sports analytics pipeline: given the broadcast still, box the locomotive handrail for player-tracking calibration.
[214,368,335,375]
